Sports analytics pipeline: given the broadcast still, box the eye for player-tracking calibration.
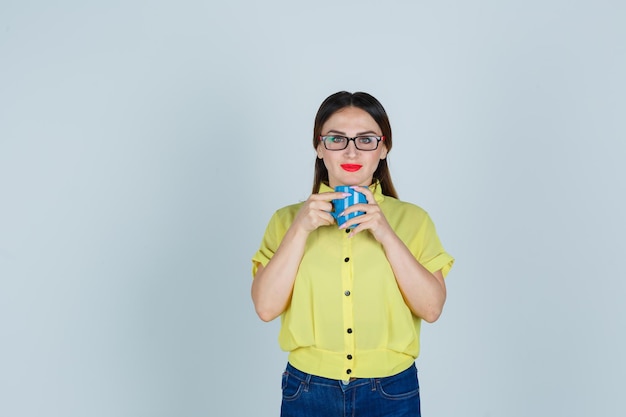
[357,136,374,144]
[328,136,347,144]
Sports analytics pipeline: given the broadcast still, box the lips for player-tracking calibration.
[341,164,362,172]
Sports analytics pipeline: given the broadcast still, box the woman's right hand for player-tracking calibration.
[293,191,351,233]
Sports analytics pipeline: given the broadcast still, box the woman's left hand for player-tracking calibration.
[339,186,394,243]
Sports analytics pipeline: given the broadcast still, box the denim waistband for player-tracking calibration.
[285,361,415,387]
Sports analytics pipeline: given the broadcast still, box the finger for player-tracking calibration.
[341,201,382,220]
[313,191,353,201]
[341,202,373,216]
[302,208,335,230]
[314,200,333,213]
[351,185,374,204]
[324,210,338,224]
[315,210,337,227]
[343,220,365,237]
[339,211,369,231]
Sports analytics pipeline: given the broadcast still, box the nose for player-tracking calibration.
[344,139,358,157]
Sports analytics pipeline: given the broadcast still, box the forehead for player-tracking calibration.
[322,106,380,133]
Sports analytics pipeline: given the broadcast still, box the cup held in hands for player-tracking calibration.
[332,186,367,227]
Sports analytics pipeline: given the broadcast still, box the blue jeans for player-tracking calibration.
[280,362,421,417]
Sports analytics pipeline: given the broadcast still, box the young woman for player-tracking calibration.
[251,91,454,417]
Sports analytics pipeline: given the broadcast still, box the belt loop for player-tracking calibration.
[303,372,312,392]
[370,377,377,391]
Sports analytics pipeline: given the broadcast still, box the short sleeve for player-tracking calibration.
[251,208,292,278]
[408,211,454,278]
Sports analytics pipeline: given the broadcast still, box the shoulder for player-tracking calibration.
[381,195,430,221]
[275,201,304,217]
[267,201,304,226]
[258,201,304,243]
[381,197,445,246]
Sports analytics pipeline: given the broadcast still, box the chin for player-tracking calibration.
[329,172,372,187]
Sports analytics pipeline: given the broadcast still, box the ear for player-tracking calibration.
[316,143,324,159]
[379,145,388,160]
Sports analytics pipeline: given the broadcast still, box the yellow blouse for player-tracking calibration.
[252,182,454,380]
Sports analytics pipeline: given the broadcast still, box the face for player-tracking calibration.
[316,106,388,188]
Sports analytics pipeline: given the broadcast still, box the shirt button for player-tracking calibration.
[347,355,353,360]
[347,328,352,334]
[344,290,351,296]
[345,228,351,234]
[346,369,352,375]
[344,257,350,262]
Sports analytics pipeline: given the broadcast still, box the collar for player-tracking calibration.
[319,181,386,204]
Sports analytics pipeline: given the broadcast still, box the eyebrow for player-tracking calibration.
[324,129,380,136]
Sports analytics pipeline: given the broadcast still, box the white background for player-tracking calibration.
[1,1,625,416]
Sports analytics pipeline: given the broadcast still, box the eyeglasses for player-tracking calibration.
[319,135,385,151]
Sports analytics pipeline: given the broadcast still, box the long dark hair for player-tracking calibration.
[312,91,398,198]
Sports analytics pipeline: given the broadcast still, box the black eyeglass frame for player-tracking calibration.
[318,135,385,151]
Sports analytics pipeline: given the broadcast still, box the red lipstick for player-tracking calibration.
[341,164,362,172]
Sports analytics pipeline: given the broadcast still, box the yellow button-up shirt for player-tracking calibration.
[252,182,454,380]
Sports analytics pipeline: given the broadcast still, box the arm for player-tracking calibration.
[342,187,447,323]
[251,191,350,322]
[251,225,309,322]
[376,233,446,323]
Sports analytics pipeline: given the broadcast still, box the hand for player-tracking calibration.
[339,186,395,243]
[293,191,351,234]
